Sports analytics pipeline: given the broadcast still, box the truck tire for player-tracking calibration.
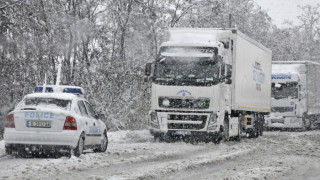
[234,120,241,141]
[5,146,12,155]
[259,115,264,136]
[301,119,310,131]
[223,115,230,141]
[251,115,260,138]
[154,135,164,142]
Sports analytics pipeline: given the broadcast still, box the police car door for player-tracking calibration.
[83,101,101,145]
[77,100,94,146]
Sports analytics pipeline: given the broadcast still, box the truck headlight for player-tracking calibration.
[162,98,170,107]
[150,112,159,128]
[207,113,218,130]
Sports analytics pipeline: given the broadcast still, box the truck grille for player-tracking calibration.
[271,107,294,113]
[167,114,207,130]
[158,97,210,109]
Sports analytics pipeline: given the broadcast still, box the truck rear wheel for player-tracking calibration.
[234,121,241,141]
[223,115,230,141]
[259,115,264,136]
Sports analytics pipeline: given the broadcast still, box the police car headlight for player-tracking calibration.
[150,112,159,128]
[207,113,218,130]
[162,99,170,107]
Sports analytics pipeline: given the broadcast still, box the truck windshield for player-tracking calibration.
[271,82,298,99]
[153,56,220,86]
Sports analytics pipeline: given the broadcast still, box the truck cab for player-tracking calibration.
[265,61,314,130]
[145,28,272,143]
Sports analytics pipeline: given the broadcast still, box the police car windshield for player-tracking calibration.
[20,97,72,110]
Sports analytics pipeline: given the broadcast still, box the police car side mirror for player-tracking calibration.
[96,114,106,121]
[144,76,151,82]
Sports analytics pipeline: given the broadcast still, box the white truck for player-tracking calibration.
[265,61,320,130]
[144,28,272,143]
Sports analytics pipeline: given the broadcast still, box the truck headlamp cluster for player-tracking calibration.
[162,98,170,107]
[150,112,159,128]
[207,113,218,131]
[158,97,209,109]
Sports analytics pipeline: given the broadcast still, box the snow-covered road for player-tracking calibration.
[0,130,319,180]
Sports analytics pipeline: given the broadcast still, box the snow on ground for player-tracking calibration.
[0,130,320,180]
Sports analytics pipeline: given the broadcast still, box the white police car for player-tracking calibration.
[4,85,108,157]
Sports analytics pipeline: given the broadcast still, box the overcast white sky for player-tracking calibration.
[254,0,319,27]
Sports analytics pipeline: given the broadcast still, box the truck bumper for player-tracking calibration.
[265,116,303,129]
[150,128,220,141]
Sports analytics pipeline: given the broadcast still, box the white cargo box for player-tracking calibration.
[231,31,272,112]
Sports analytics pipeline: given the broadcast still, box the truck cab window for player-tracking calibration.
[271,82,298,99]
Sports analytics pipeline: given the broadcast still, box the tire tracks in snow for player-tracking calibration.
[53,140,257,180]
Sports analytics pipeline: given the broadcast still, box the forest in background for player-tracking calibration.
[1,0,320,138]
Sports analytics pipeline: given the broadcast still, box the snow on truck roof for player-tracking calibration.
[160,53,213,58]
[162,28,272,55]
[272,63,306,74]
[272,61,320,74]
[164,28,234,43]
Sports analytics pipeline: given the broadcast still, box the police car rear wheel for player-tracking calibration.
[74,134,85,157]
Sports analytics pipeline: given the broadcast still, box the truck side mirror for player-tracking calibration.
[145,63,152,76]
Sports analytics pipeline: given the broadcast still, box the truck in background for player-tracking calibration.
[144,28,272,143]
[265,61,320,130]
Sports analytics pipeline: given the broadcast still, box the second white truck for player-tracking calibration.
[265,61,320,130]
[145,28,272,143]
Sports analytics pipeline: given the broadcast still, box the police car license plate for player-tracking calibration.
[27,121,51,128]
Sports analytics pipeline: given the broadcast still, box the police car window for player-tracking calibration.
[22,97,71,110]
[84,101,96,118]
[77,101,88,116]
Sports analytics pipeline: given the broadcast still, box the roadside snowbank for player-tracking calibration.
[108,129,152,143]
